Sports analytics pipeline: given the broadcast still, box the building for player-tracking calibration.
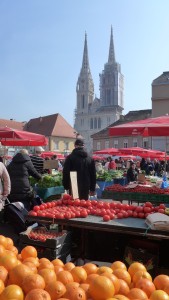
[92,109,152,151]
[74,27,124,153]
[24,113,76,154]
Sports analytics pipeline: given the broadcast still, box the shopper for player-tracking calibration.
[31,146,44,174]
[127,162,138,183]
[0,162,11,202]
[7,149,42,210]
[62,138,96,200]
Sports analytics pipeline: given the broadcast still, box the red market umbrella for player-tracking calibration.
[93,148,120,155]
[119,147,164,157]
[0,127,48,146]
[41,151,65,160]
[109,115,169,137]
[92,155,104,160]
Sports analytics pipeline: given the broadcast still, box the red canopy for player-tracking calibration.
[109,115,169,137]
[93,148,120,155]
[0,127,48,146]
[119,147,164,157]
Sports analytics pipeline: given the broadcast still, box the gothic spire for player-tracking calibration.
[108,26,115,64]
[81,32,91,73]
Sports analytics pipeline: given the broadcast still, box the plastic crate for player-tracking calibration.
[19,230,72,249]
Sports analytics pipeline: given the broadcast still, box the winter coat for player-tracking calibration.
[62,147,96,200]
[0,162,11,200]
[7,153,41,203]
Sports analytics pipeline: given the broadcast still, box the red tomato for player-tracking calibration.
[29,211,37,216]
[74,199,81,206]
[133,211,138,218]
[110,202,116,209]
[80,210,88,218]
[127,210,133,217]
[159,203,166,209]
[91,200,98,206]
[135,206,144,213]
[103,215,110,222]
[138,212,145,218]
[97,201,104,209]
[158,208,165,214]
[103,202,110,209]
[109,213,115,219]
[117,212,123,219]
[62,194,71,200]
[39,204,46,210]
[145,201,153,207]
[33,205,40,212]
[116,203,123,209]
[143,206,152,213]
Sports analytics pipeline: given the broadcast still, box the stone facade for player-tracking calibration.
[74,27,124,153]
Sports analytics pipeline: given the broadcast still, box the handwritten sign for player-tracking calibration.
[70,171,79,199]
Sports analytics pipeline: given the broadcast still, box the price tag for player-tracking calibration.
[70,171,79,199]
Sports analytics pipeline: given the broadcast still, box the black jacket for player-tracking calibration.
[127,167,138,183]
[7,153,41,202]
[62,147,96,199]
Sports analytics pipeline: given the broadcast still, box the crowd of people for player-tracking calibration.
[0,141,168,210]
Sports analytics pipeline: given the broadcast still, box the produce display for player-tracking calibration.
[28,194,169,222]
[29,173,63,188]
[96,170,124,181]
[0,234,168,300]
[105,184,169,195]
[28,227,64,243]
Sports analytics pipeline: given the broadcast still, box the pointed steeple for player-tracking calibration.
[81,32,91,74]
[108,26,115,64]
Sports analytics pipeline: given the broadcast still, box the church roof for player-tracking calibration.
[0,119,25,130]
[24,113,76,138]
[91,109,152,138]
[152,72,169,85]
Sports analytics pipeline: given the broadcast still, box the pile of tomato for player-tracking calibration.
[28,194,168,222]
[28,228,64,243]
[105,184,169,194]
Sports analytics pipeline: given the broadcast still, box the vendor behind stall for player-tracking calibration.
[127,162,139,183]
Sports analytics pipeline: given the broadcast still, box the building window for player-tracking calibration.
[105,140,109,148]
[64,142,69,150]
[123,139,128,148]
[98,117,101,129]
[54,141,58,150]
[96,142,101,150]
[94,118,97,129]
[81,95,85,108]
[133,138,138,147]
[90,118,93,129]
[114,139,118,148]
[143,138,148,149]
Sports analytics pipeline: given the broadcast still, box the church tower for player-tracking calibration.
[99,26,124,113]
[74,28,124,153]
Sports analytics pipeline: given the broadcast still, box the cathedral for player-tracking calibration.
[74,27,124,153]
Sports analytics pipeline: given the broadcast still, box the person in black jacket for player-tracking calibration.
[7,149,42,210]
[62,138,96,200]
[127,162,138,183]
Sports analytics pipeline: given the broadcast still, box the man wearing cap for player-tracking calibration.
[31,146,45,174]
[62,138,96,200]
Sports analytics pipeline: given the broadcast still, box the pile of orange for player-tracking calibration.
[0,234,168,300]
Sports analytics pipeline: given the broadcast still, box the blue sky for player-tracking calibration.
[0,0,169,126]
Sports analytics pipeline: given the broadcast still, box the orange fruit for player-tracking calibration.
[39,257,50,264]
[23,257,39,267]
[135,278,156,298]
[132,270,152,284]
[0,254,18,271]
[128,262,146,279]
[127,288,148,300]
[45,280,66,300]
[0,236,7,249]
[38,268,57,285]
[9,263,33,286]
[80,283,89,293]
[57,270,74,285]
[102,272,120,294]
[22,273,45,294]
[21,246,37,260]
[38,261,54,271]
[0,284,24,300]
[97,266,113,275]
[113,269,131,286]
[0,245,6,258]
[85,273,99,284]
[22,261,37,273]
[65,281,80,293]
[25,288,51,300]
[54,265,64,275]
[64,262,75,271]
[154,275,169,290]
[66,286,86,300]
[71,267,87,283]
[113,295,130,300]
[0,266,8,284]
[149,290,169,300]
[51,258,64,267]
[89,275,115,300]
[0,279,5,294]
[6,238,14,251]
[10,246,18,256]
[118,279,130,296]
[164,285,169,295]
[83,263,98,275]
[111,261,127,271]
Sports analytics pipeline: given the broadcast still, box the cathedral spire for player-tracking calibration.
[81,32,91,73]
[108,26,115,64]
